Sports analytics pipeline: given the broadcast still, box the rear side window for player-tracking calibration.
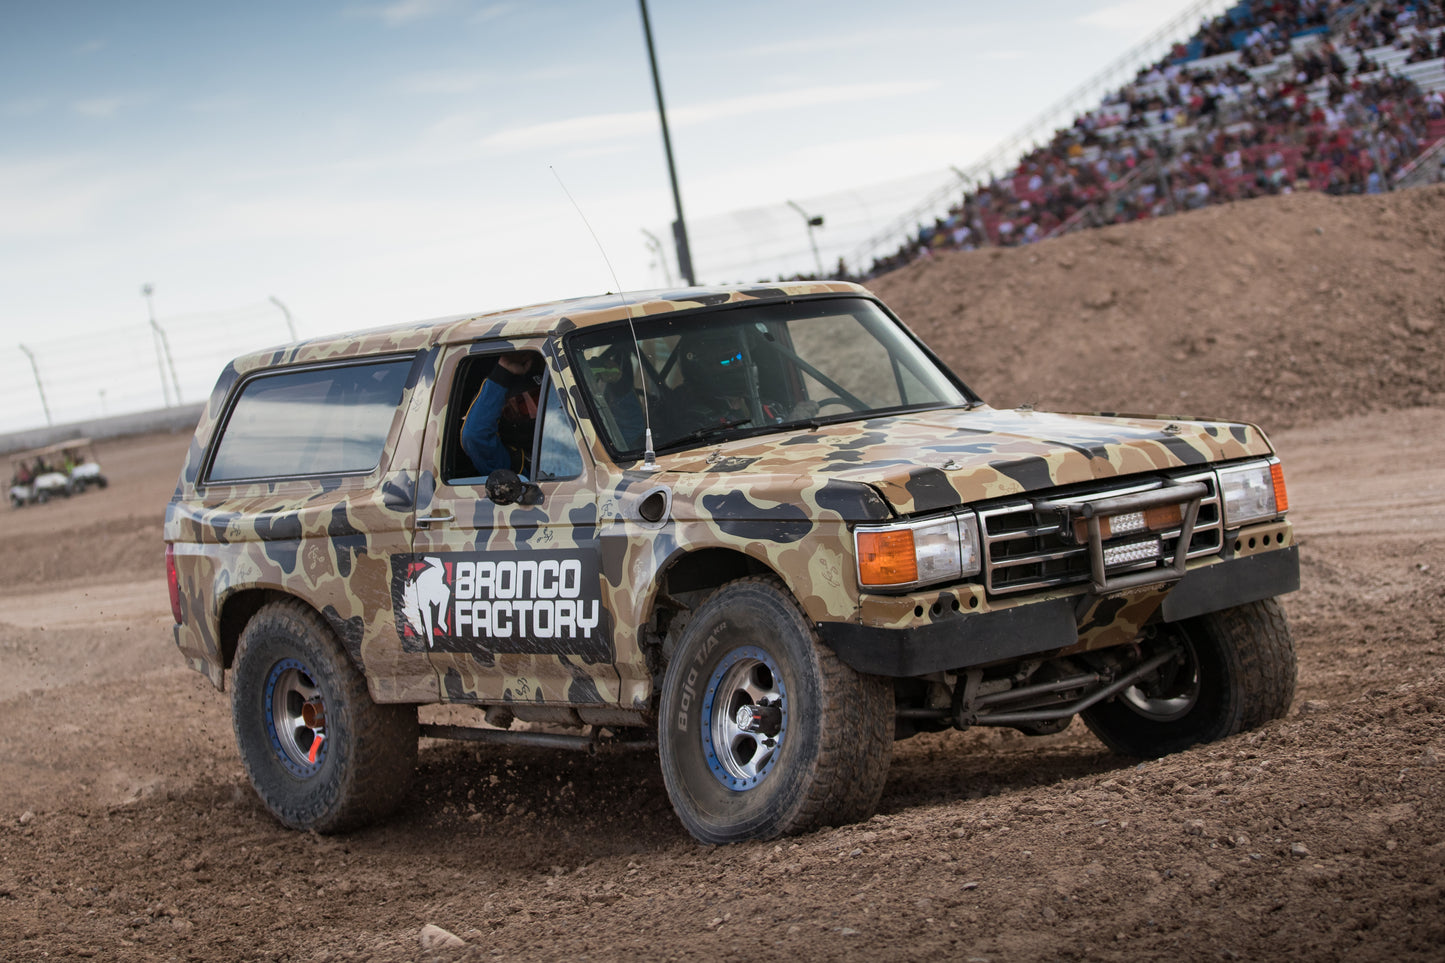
[208,359,412,482]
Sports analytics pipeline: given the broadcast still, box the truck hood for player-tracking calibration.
[661,406,1273,516]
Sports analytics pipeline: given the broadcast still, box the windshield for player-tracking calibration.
[567,296,971,459]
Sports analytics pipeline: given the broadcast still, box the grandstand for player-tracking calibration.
[856,0,1445,277]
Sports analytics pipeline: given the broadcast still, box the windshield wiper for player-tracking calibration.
[663,416,753,448]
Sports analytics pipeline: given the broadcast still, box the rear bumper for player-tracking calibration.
[817,546,1299,677]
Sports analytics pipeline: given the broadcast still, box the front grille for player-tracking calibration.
[977,471,1221,595]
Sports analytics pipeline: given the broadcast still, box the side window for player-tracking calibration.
[443,350,544,484]
[535,377,584,481]
[208,359,411,482]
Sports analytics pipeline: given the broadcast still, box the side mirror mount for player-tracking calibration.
[485,469,543,506]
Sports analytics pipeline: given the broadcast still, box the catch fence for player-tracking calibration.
[1,301,297,436]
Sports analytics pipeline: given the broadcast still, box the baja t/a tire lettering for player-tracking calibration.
[657,578,893,844]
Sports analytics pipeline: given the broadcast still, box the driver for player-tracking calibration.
[674,329,786,431]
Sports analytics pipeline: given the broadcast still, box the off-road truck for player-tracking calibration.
[165,281,1298,843]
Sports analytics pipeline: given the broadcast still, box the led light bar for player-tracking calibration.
[1103,538,1162,567]
[1073,503,1182,542]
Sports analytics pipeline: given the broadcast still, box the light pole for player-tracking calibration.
[18,344,52,426]
[143,283,183,406]
[641,229,674,287]
[270,295,298,341]
[638,0,696,286]
[787,201,826,278]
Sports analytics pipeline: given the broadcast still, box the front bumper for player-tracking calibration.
[817,545,1299,677]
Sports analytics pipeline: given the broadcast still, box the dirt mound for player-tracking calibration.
[872,185,1445,431]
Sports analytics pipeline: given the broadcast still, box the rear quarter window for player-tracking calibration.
[208,358,412,482]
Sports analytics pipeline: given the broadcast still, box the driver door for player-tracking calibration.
[398,341,619,707]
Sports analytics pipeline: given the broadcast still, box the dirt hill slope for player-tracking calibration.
[872,185,1445,431]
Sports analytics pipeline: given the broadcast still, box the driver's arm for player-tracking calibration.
[460,354,530,475]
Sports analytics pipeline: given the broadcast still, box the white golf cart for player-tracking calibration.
[7,439,107,508]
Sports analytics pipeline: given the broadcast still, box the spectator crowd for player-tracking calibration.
[846,0,1445,279]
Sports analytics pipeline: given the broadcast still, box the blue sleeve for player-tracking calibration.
[460,377,512,475]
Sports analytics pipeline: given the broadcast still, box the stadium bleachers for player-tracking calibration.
[861,0,1445,278]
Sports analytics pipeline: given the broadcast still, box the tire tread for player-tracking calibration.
[233,598,416,833]
[658,577,893,842]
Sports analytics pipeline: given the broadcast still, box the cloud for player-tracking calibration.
[481,81,938,153]
[470,3,516,25]
[349,0,459,26]
[0,158,133,238]
[350,0,513,26]
[74,39,107,55]
[72,96,134,118]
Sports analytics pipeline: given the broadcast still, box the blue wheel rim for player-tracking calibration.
[263,657,327,777]
[699,645,787,791]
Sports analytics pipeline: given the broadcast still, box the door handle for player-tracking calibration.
[416,511,454,528]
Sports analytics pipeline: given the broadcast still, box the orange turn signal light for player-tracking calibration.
[857,530,918,586]
[1271,462,1289,514]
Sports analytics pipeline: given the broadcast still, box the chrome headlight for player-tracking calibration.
[855,511,981,590]
[1217,459,1287,528]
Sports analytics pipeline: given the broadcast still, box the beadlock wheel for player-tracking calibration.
[264,658,328,777]
[232,600,416,833]
[701,646,788,790]
[658,578,893,844]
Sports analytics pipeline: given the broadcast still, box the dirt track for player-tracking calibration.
[2,188,1444,962]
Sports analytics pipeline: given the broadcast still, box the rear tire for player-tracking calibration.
[658,578,893,844]
[1082,597,1296,758]
[232,599,417,832]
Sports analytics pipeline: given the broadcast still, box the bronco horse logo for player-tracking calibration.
[399,556,450,646]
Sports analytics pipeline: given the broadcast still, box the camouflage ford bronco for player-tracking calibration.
[165,281,1299,843]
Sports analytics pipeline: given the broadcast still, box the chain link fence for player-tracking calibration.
[1,301,297,437]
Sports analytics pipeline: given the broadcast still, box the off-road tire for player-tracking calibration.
[1082,597,1296,758]
[232,599,417,833]
[658,578,893,844]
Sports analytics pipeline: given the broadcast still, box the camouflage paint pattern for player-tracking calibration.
[166,281,1297,713]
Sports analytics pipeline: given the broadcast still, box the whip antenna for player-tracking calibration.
[550,166,659,472]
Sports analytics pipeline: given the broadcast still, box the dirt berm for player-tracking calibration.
[0,186,1441,962]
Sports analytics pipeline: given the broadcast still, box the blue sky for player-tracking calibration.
[0,0,1215,430]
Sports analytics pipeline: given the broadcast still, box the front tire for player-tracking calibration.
[232,599,417,833]
[1082,597,1296,758]
[658,578,893,844]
